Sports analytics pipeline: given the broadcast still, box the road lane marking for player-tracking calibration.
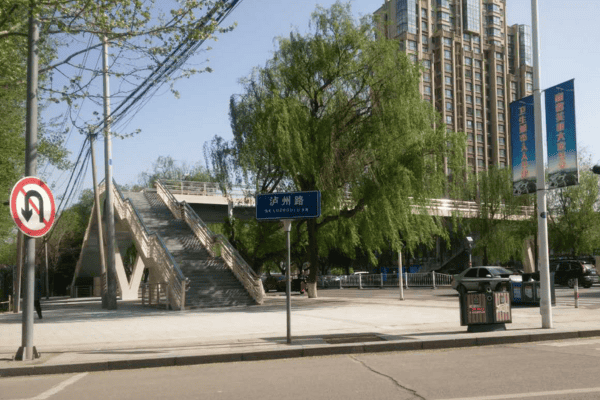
[437,386,600,400]
[8,373,88,400]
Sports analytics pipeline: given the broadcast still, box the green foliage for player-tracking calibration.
[466,166,534,264]
[137,155,215,188]
[205,2,466,287]
[547,153,600,256]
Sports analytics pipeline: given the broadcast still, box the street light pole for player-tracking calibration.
[531,0,553,329]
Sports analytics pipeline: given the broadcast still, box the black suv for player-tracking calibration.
[551,260,599,288]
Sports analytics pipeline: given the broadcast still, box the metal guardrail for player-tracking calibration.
[100,180,189,310]
[160,179,254,200]
[318,272,453,289]
[156,179,264,304]
[141,283,171,309]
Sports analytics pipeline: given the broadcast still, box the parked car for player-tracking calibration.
[451,266,519,295]
[318,276,341,288]
[262,273,305,293]
[551,260,599,288]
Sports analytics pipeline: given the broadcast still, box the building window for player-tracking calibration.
[474,59,482,68]
[445,89,453,98]
[424,86,432,95]
[476,122,483,131]
[498,124,505,133]
[463,0,480,33]
[526,72,533,80]
[487,27,502,37]
[477,134,484,143]
[464,33,470,41]
[422,60,431,69]
[498,113,504,121]
[495,52,503,60]
[467,107,473,116]
[467,120,473,129]
[499,137,505,145]
[468,146,474,154]
[423,73,431,82]
[422,8,427,18]
[497,76,504,85]
[497,88,504,97]
[446,115,453,124]
[466,82,473,91]
[408,40,417,51]
[475,72,481,80]
[475,84,482,93]
[444,37,452,46]
[445,63,452,72]
[438,11,451,22]
[464,44,471,52]
[422,21,428,31]
[465,57,472,65]
[478,159,485,168]
[499,149,506,158]
[476,109,482,118]
[397,0,418,35]
[468,133,474,142]
[465,69,472,78]
[476,97,482,105]
[526,83,533,92]
[444,49,452,59]
[466,95,473,103]
[445,76,452,85]
[497,100,504,109]
[446,102,453,111]
[496,64,503,72]
[409,54,417,63]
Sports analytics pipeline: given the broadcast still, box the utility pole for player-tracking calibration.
[532,0,553,329]
[16,10,40,361]
[13,231,23,313]
[44,240,49,299]
[102,34,117,310]
[90,133,108,308]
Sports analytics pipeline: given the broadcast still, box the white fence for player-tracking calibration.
[318,272,453,289]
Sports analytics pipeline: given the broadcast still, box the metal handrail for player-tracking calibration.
[100,180,188,309]
[156,179,264,304]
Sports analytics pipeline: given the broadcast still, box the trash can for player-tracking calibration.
[459,285,512,333]
[511,273,555,306]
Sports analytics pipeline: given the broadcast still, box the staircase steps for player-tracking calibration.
[123,190,255,308]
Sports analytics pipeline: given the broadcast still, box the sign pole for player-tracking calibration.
[282,219,292,344]
[16,8,40,361]
[531,0,553,329]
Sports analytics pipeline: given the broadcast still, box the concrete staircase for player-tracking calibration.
[124,189,256,308]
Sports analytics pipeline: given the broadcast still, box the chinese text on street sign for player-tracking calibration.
[256,191,321,220]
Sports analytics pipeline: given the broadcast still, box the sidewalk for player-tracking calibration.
[1,290,599,377]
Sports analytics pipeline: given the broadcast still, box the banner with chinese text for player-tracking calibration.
[510,95,536,195]
[545,79,578,189]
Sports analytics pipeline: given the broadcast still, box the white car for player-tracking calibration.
[451,266,519,295]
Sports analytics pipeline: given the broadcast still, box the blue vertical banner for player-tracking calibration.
[545,79,578,189]
[510,95,537,195]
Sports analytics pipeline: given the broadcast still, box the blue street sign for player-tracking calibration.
[256,191,321,220]
[545,79,578,189]
[510,95,537,195]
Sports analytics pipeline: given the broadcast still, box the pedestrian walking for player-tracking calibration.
[34,277,42,319]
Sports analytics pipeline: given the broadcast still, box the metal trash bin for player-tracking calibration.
[459,288,512,333]
[511,273,555,306]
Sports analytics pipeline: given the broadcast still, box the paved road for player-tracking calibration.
[4,337,600,400]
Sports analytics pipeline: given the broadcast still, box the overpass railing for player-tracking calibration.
[156,179,264,304]
[319,272,453,289]
[101,180,189,310]
[160,179,253,200]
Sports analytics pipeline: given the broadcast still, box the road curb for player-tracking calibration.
[2,329,600,378]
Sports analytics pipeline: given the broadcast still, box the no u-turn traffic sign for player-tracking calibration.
[10,177,56,237]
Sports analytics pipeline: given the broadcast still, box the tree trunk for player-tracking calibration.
[307,219,319,298]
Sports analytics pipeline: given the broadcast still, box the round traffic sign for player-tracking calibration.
[10,177,56,237]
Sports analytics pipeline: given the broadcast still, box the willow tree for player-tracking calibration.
[208,2,466,297]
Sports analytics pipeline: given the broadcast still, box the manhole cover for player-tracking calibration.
[323,334,385,344]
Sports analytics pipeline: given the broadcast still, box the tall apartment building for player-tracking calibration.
[375,0,534,173]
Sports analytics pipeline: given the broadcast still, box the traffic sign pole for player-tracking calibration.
[283,219,292,344]
[16,9,40,361]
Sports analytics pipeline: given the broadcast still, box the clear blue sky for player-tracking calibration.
[46,0,600,203]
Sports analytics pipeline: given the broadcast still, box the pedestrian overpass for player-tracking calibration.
[71,179,533,309]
